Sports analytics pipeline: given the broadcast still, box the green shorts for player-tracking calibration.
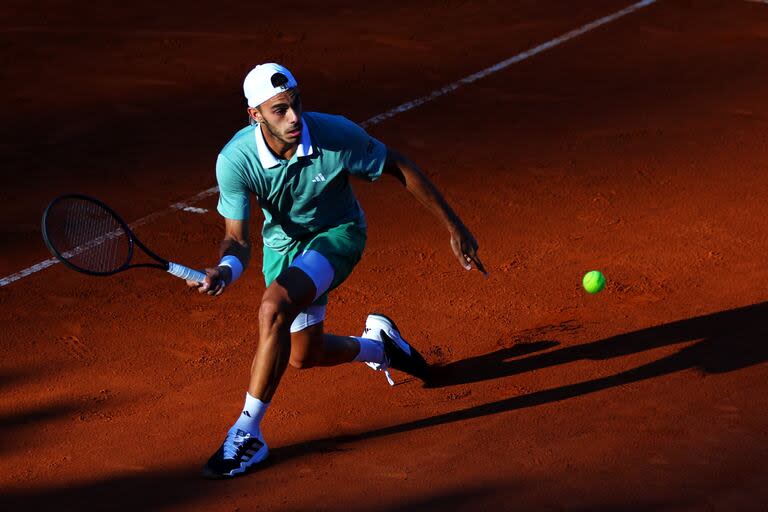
[262,221,367,306]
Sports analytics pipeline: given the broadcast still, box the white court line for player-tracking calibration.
[0,0,657,288]
[0,186,218,287]
[178,205,209,214]
[746,0,768,4]
[361,0,657,127]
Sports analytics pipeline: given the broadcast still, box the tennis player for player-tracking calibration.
[190,63,485,478]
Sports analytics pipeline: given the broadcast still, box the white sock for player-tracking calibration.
[231,392,269,436]
[353,336,385,364]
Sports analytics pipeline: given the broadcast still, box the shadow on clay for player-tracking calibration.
[4,300,765,508]
[0,466,208,511]
[426,301,768,387]
[269,301,768,465]
[424,340,560,388]
[0,400,104,456]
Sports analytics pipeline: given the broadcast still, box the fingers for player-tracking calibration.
[189,268,226,296]
[199,277,225,295]
[451,237,472,271]
[469,252,488,277]
[212,281,226,296]
[463,246,488,277]
[451,229,488,277]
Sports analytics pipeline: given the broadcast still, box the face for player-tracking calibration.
[248,88,303,146]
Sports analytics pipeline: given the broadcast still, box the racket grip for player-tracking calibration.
[167,261,207,283]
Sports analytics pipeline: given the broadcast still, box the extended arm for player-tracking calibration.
[383,148,487,275]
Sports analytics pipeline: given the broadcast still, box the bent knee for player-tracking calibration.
[288,354,315,370]
[259,295,293,331]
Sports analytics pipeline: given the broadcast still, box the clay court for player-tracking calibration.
[2,0,768,509]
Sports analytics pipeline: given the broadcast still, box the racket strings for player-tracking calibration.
[45,197,131,274]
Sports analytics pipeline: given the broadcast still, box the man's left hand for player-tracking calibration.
[449,223,487,277]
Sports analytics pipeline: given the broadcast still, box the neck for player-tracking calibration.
[260,124,297,160]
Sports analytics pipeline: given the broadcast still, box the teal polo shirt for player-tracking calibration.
[216,112,388,253]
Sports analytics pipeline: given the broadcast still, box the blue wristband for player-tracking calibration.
[218,255,244,284]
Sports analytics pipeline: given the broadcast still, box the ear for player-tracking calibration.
[248,107,263,124]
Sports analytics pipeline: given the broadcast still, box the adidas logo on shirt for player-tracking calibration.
[312,173,326,183]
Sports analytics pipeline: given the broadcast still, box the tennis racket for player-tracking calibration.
[41,193,207,283]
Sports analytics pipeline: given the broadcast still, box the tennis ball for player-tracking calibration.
[582,270,606,294]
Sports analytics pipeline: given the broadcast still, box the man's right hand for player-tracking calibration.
[186,266,232,296]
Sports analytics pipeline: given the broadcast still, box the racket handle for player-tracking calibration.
[167,261,207,283]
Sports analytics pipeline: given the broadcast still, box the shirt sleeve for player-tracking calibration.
[340,117,388,182]
[216,153,251,220]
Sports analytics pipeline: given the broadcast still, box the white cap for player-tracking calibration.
[243,63,298,108]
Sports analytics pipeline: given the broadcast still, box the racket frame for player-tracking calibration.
[42,193,172,276]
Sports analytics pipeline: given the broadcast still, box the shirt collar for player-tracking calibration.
[254,116,313,168]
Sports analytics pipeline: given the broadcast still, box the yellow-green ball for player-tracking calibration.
[582,270,606,294]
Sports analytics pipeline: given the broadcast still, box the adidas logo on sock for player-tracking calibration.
[242,410,252,417]
[311,173,326,183]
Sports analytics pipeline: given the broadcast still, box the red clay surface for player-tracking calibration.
[3,1,768,510]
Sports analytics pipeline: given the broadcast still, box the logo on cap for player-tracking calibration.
[271,73,290,91]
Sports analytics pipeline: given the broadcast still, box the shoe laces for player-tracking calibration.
[223,429,250,459]
[366,356,395,386]
[363,327,396,386]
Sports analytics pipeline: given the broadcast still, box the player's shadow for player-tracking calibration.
[424,340,560,388]
[425,301,768,388]
[270,301,768,464]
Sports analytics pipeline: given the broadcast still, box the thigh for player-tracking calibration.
[262,266,317,318]
[302,222,367,294]
[262,222,366,307]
